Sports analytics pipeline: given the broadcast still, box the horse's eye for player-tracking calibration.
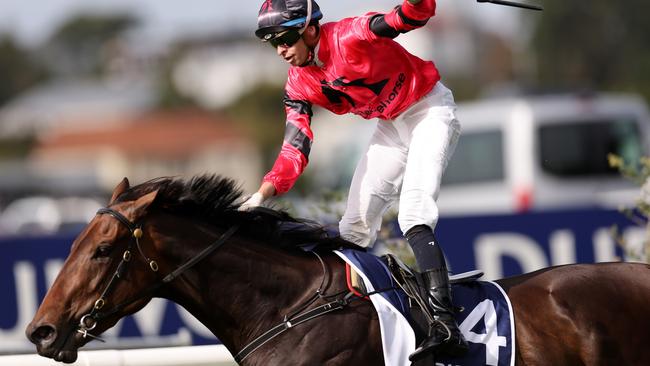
[93,244,113,260]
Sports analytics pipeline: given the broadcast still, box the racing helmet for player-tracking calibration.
[255,0,323,42]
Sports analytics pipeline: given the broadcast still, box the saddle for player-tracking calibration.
[347,254,483,363]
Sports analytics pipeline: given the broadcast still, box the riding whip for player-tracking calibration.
[476,0,543,11]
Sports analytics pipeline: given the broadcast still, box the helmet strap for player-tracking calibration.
[299,0,313,35]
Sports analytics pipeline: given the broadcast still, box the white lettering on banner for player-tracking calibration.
[550,230,576,265]
[593,228,617,262]
[621,226,647,261]
[45,259,64,288]
[474,227,626,279]
[0,262,38,343]
[458,299,506,366]
[475,233,548,280]
[1,260,213,351]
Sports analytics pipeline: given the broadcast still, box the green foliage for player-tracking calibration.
[0,137,36,159]
[0,34,48,106]
[532,0,650,100]
[608,153,650,262]
[49,13,137,47]
[44,13,138,76]
[156,47,199,109]
[223,83,286,166]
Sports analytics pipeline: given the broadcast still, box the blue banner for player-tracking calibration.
[432,208,637,278]
[1,208,640,353]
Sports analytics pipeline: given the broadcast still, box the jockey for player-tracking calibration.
[242,0,467,360]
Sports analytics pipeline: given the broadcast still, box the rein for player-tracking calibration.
[76,207,239,341]
[233,252,396,363]
[233,251,356,364]
[78,206,375,364]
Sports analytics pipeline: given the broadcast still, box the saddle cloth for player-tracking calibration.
[335,249,515,366]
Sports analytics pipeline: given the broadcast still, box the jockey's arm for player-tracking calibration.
[369,0,436,38]
[261,93,314,196]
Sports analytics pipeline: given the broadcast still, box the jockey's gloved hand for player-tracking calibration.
[238,192,265,211]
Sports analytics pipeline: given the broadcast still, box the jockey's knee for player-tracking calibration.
[398,190,439,234]
[398,211,438,237]
[339,217,378,248]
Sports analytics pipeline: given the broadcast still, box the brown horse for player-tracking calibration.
[25,175,650,365]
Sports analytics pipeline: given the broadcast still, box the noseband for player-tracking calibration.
[76,207,238,341]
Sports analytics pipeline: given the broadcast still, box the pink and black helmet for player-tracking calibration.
[255,0,323,40]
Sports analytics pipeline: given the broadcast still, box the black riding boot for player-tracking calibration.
[406,225,469,361]
[409,268,469,362]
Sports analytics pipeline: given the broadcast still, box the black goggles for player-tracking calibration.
[263,29,302,48]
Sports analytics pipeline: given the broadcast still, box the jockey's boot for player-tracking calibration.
[409,268,469,362]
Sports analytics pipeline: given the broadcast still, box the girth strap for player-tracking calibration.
[234,292,356,364]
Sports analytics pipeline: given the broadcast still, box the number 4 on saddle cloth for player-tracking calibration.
[335,249,515,366]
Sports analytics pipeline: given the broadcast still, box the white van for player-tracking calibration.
[437,92,650,215]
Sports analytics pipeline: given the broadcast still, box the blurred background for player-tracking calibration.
[2,0,650,357]
[1,0,650,230]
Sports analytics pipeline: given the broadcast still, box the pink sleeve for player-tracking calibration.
[385,0,436,32]
[262,80,314,195]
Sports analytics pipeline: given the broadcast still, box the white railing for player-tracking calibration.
[0,345,238,366]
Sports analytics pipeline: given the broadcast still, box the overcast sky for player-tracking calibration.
[0,0,524,46]
[0,0,388,45]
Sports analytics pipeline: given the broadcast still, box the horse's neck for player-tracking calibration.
[155,218,324,351]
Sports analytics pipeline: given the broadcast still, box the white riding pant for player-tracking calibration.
[339,82,460,248]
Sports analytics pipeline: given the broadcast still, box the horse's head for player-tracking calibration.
[26,178,160,363]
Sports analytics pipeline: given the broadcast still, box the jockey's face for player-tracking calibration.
[274,25,319,67]
[275,37,310,67]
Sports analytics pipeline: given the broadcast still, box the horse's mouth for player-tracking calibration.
[36,344,79,364]
[53,349,79,363]
[36,329,84,364]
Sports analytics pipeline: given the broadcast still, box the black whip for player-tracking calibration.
[477,0,543,11]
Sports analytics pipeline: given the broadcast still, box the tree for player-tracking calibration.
[223,83,286,167]
[0,35,48,106]
[42,13,138,76]
[532,0,650,100]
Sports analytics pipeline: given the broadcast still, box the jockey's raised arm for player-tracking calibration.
[381,0,437,35]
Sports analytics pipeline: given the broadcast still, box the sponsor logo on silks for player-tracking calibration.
[376,72,406,114]
[320,76,389,107]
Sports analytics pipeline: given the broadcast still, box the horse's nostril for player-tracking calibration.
[29,325,56,345]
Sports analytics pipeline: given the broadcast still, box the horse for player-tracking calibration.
[25,174,650,365]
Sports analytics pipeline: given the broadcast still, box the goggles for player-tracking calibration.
[263,29,303,48]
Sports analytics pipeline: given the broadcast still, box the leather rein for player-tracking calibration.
[77,206,358,364]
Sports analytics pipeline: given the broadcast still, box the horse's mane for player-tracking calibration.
[114,174,358,251]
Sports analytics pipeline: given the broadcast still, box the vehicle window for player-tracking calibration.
[442,129,504,185]
[538,117,643,177]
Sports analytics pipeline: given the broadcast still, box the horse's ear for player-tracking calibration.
[133,190,158,218]
[109,178,130,204]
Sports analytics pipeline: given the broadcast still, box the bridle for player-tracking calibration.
[76,206,238,341]
[75,205,367,364]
